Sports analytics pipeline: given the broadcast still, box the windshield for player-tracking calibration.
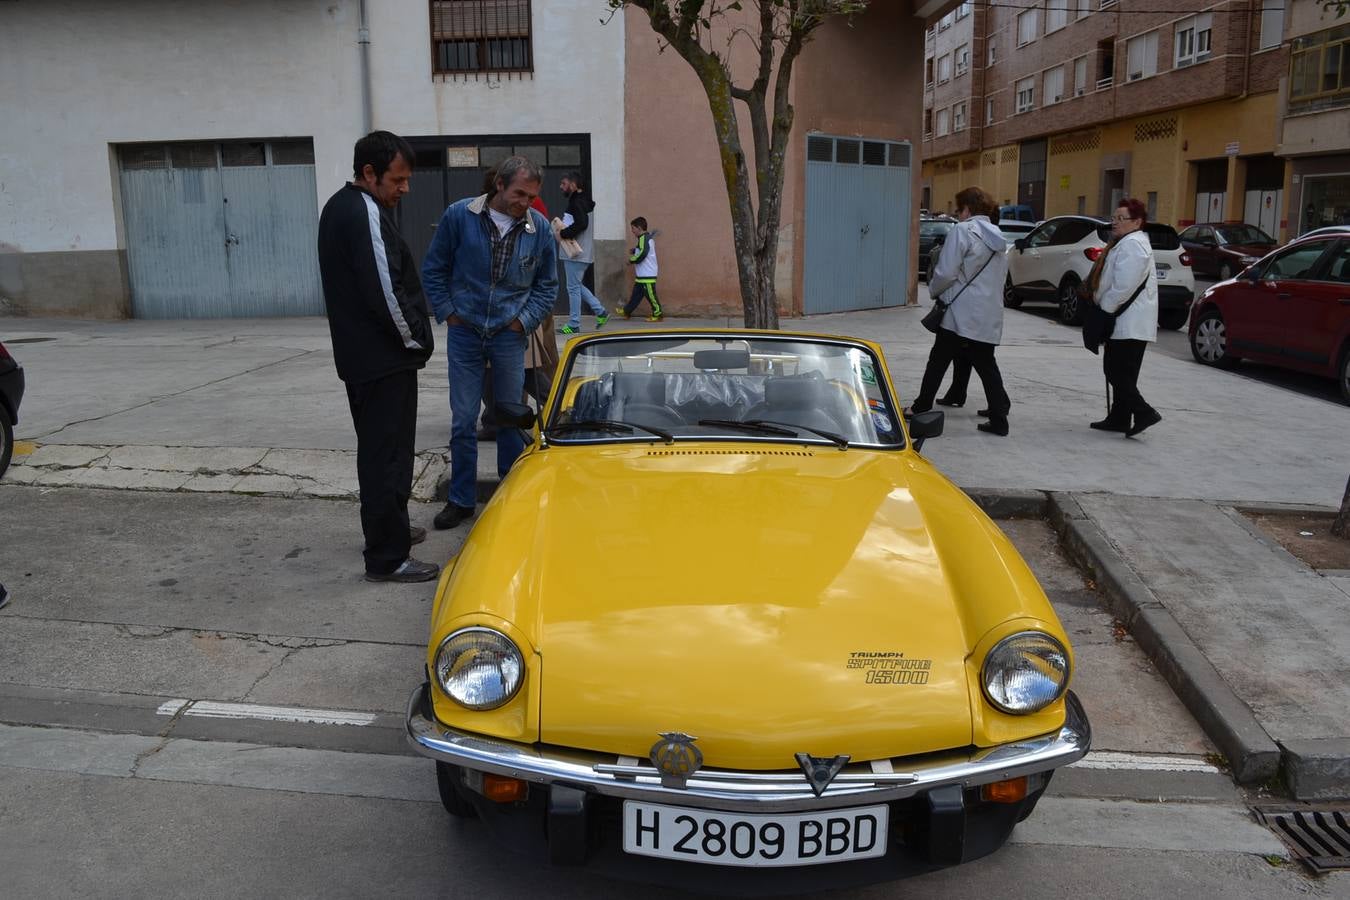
[546,335,904,448]
[1215,225,1273,245]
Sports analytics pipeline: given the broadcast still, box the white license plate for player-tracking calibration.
[622,801,889,867]
[1156,267,1168,280]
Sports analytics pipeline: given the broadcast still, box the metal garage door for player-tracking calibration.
[803,135,911,314]
[118,140,323,318]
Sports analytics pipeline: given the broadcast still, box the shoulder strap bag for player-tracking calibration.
[1081,276,1148,354]
[921,243,998,335]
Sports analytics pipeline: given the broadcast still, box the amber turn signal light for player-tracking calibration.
[482,775,528,803]
[980,776,1029,804]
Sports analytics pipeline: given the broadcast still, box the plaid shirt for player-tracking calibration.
[480,206,527,285]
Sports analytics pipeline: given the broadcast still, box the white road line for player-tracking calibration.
[1070,750,1222,774]
[155,700,378,727]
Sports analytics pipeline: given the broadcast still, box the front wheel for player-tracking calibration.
[435,762,479,819]
[1057,277,1082,325]
[1159,308,1190,331]
[1003,276,1023,309]
[0,404,12,480]
[1190,309,1237,368]
[1217,263,1233,282]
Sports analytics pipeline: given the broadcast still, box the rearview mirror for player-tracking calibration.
[905,409,944,451]
[1013,238,1028,251]
[693,348,751,370]
[494,401,537,429]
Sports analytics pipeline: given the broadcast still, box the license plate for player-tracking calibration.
[622,801,888,867]
[1156,267,1168,280]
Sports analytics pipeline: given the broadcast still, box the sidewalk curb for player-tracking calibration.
[1045,492,1283,785]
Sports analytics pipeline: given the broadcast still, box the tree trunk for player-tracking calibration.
[1333,474,1350,538]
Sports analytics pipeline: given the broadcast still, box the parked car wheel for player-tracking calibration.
[435,762,478,818]
[0,405,12,480]
[1190,309,1237,368]
[1057,276,1082,325]
[1339,343,1350,405]
[1159,308,1190,331]
[1003,276,1023,309]
[1217,262,1233,281]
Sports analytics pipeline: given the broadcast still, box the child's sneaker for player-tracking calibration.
[595,311,610,329]
[647,313,664,322]
[617,309,631,320]
[558,324,580,335]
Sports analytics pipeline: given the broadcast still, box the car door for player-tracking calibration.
[1280,238,1350,376]
[1180,226,1217,277]
[1009,219,1061,297]
[1225,240,1336,363]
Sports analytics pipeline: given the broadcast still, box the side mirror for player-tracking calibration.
[494,401,537,429]
[1013,238,1028,252]
[905,409,944,451]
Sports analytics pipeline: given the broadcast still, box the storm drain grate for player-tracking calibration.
[1253,808,1350,872]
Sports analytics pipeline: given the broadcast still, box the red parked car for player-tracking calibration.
[1177,223,1276,281]
[1188,234,1350,403]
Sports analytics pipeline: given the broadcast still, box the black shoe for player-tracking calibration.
[1125,409,1162,438]
[936,396,965,408]
[1090,418,1129,433]
[410,525,427,545]
[977,420,1009,436]
[433,502,475,530]
[977,408,991,418]
[364,557,440,583]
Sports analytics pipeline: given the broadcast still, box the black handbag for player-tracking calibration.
[922,244,997,334]
[1081,277,1148,354]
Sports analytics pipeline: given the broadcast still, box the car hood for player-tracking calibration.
[450,445,1052,769]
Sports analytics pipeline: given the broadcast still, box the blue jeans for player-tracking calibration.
[563,259,605,328]
[445,324,528,508]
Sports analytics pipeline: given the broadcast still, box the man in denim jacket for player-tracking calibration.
[421,156,559,529]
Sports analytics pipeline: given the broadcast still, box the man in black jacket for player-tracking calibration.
[318,131,438,583]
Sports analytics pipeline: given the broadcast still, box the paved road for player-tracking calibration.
[1,488,1335,897]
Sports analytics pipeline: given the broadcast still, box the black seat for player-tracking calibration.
[747,376,844,433]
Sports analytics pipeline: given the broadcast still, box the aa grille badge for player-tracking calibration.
[650,732,703,788]
[795,752,850,797]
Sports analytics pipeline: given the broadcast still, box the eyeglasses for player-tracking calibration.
[1111,214,1135,223]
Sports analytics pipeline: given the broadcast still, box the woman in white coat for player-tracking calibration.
[910,186,1012,435]
[1089,198,1161,437]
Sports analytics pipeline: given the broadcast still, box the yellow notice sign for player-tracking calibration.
[1060,175,1071,189]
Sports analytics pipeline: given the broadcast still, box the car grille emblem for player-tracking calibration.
[795,752,850,797]
[650,732,703,788]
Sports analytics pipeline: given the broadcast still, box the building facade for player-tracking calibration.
[921,0,1293,239]
[0,0,926,320]
[1279,2,1350,234]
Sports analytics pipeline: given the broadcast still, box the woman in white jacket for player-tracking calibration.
[910,186,1012,435]
[1090,198,1161,437]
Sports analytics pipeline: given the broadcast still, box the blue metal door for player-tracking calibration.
[803,135,911,314]
[119,141,323,318]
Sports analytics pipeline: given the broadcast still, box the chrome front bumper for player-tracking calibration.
[405,685,1091,814]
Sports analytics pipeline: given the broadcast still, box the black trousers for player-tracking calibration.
[1102,339,1154,424]
[941,357,974,403]
[913,327,1010,424]
[346,369,417,574]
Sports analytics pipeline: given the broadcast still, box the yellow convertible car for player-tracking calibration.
[407,330,1089,892]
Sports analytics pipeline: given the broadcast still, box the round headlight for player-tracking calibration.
[981,631,1069,715]
[434,627,524,710]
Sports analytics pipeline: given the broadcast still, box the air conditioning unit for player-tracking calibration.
[1075,87,1085,96]
[1053,94,1063,102]
[1128,72,1141,81]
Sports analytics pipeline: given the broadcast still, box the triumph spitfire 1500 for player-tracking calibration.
[406,330,1090,893]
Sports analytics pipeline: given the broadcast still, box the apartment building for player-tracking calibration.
[1279,2,1350,234]
[922,0,1290,238]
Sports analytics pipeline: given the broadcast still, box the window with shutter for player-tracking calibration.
[431,0,533,76]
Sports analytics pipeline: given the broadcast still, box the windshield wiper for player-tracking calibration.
[698,418,848,449]
[545,419,674,443]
